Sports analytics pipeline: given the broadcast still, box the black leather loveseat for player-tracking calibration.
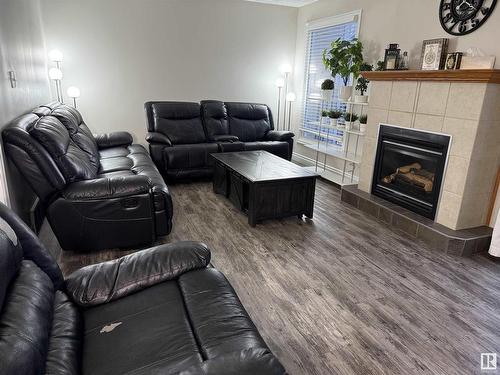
[145,101,294,181]
[0,202,286,375]
[2,102,173,252]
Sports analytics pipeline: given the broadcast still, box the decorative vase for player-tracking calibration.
[354,95,369,103]
[321,116,328,125]
[360,123,367,133]
[329,118,338,127]
[354,120,361,130]
[345,121,352,130]
[339,86,353,101]
[321,90,334,102]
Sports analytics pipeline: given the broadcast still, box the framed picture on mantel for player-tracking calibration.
[421,38,449,70]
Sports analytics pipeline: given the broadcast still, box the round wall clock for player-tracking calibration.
[439,0,497,35]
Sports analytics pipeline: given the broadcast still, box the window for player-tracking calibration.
[301,11,361,145]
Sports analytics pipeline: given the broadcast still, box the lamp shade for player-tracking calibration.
[67,86,81,98]
[48,68,63,80]
[286,92,296,102]
[49,49,63,62]
[276,78,285,88]
[280,64,292,74]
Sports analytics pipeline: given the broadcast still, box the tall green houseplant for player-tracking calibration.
[322,38,363,100]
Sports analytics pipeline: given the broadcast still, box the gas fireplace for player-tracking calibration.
[372,125,451,220]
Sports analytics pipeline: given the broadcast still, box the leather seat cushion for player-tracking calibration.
[99,145,148,159]
[164,143,218,170]
[152,102,206,145]
[226,103,272,142]
[201,101,229,141]
[29,116,98,182]
[82,281,202,375]
[179,268,268,359]
[243,141,289,160]
[50,105,100,170]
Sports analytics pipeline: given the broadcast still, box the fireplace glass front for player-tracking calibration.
[372,125,451,219]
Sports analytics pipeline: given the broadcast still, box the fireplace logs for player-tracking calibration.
[382,162,435,193]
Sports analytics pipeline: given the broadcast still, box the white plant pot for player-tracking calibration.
[339,86,353,101]
[354,95,369,103]
[321,116,329,125]
[360,123,367,133]
[321,89,334,102]
[354,120,360,130]
[345,122,352,130]
[329,118,338,127]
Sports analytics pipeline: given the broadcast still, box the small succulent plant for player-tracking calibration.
[321,79,335,90]
[328,110,343,119]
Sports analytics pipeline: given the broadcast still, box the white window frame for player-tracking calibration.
[300,10,362,143]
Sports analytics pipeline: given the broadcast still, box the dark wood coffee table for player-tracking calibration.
[212,151,319,226]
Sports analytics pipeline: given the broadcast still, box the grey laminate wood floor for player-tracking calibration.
[42,180,500,375]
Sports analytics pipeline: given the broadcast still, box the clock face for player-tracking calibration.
[439,0,497,35]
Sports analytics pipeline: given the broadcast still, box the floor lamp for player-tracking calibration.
[286,92,296,132]
[49,68,63,103]
[49,50,64,103]
[280,64,292,131]
[67,86,81,109]
[275,78,285,131]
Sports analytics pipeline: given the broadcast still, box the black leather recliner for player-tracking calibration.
[145,101,294,182]
[2,102,173,252]
[0,202,286,375]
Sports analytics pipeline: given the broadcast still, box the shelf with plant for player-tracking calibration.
[328,110,343,127]
[354,63,373,103]
[322,38,363,102]
[320,79,334,102]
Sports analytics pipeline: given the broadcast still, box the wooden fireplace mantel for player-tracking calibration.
[361,69,500,84]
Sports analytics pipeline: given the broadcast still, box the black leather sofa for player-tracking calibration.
[0,202,286,375]
[2,102,173,252]
[145,101,294,181]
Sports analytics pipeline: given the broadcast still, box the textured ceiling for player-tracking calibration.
[243,0,319,7]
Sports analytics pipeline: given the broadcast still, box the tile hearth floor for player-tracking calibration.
[42,180,500,375]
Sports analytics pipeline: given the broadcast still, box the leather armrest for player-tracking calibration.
[65,241,211,307]
[178,348,286,375]
[94,131,133,149]
[212,135,239,143]
[265,131,294,142]
[62,175,151,200]
[146,132,172,146]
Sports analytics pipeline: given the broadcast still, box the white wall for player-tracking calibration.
[41,0,298,143]
[0,0,51,212]
[291,0,500,173]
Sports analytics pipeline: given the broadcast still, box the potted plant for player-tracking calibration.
[328,110,342,127]
[321,110,329,125]
[355,63,373,103]
[359,114,368,132]
[321,79,334,102]
[323,38,363,101]
[343,112,359,130]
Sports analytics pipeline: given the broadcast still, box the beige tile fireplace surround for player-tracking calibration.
[358,71,500,231]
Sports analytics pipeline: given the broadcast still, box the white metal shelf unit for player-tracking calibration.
[300,11,361,146]
[309,99,366,185]
[298,10,362,185]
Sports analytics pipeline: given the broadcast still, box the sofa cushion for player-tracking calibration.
[164,143,218,170]
[83,281,203,375]
[30,116,98,182]
[151,102,206,145]
[179,268,268,359]
[226,103,272,142]
[0,260,55,375]
[201,100,229,141]
[50,104,100,169]
[243,141,289,160]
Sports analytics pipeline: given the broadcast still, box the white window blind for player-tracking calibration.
[301,12,360,144]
